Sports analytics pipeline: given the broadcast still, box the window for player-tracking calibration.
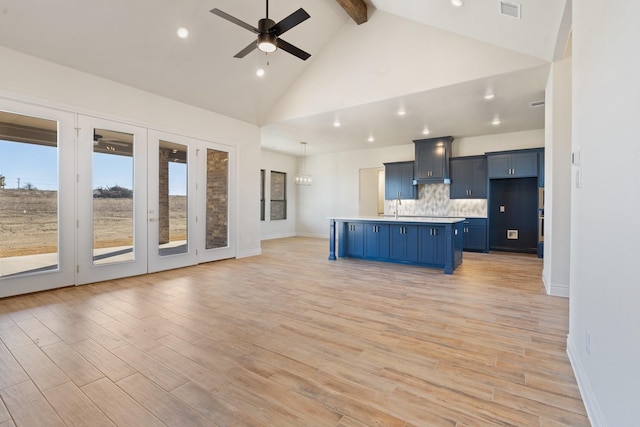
[270,171,286,220]
[260,169,265,221]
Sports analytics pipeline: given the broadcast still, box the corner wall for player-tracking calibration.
[543,58,572,297]
[569,1,640,424]
[260,150,297,240]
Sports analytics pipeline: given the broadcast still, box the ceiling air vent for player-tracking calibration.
[530,100,545,108]
[500,1,521,19]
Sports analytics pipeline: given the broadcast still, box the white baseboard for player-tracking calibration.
[567,334,605,427]
[236,248,261,258]
[260,232,296,241]
[542,274,570,298]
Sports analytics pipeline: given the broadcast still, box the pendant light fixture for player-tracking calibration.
[295,141,312,186]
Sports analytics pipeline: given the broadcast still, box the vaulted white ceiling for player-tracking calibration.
[0,0,571,155]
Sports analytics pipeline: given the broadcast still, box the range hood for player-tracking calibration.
[412,136,454,185]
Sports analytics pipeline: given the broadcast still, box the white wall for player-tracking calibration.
[297,131,543,238]
[260,150,297,240]
[569,1,640,425]
[454,130,544,157]
[266,10,546,123]
[543,58,572,297]
[0,47,262,258]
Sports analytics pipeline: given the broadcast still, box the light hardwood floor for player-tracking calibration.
[0,237,588,426]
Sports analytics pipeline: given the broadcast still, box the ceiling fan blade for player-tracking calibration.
[234,40,258,58]
[210,8,259,34]
[276,38,311,61]
[270,8,310,36]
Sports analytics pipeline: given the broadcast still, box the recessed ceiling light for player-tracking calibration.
[484,93,495,100]
[256,68,265,77]
[451,0,464,7]
[422,127,430,135]
[368,136,375,143]
[492,118,501,126]
[397,109,406,116]
[333,119,341,127]
[176,27,189,39]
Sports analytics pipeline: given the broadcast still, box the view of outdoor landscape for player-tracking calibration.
[0,188,187,276]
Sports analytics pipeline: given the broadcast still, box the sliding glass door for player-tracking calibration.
[0,100,75,297]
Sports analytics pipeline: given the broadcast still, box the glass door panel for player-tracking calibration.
[197,142,235,263]
[92,128,134,265]
[205,149,229,250]
[159,141,188,256]
[77,116,147,285]
[147,130,197,273]
[0,100,75,297]
[0,112,59,275]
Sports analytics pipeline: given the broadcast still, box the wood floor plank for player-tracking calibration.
[10,343,70,391]
[71,338,136,382]
[0,237,588,426]
[41,341,105,387]
[171,381,264,427]
[43,381,115,427]
[81,377,165,427]
[111,344,189,391]
[148,343,231,392]
[117,373,218,427]
[0,381,65,427]
[0,341,29,389]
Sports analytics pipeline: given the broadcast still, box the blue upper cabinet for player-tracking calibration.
[413,136,454,184]
[487,149,539,179]
[384,161,417,200]
[449,156,487,199]
[537,149,545,187]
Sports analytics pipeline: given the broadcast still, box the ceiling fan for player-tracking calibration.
[210,0,311,61]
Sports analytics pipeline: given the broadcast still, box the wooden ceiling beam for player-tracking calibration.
[336,0,368,25]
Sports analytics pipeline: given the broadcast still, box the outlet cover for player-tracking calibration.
[507,230,518,239]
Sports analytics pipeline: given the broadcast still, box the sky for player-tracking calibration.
[0,139,187,195]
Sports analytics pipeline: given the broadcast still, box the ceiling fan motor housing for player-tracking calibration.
[257,18,277,52]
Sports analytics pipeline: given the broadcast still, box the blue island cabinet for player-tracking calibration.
[329,217,464,274]
[342,223,364,258]
[418,225,446,266]
[390,224,418,263]
[364,223,390,259]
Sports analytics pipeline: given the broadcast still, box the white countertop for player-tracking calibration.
[329,216,465,224]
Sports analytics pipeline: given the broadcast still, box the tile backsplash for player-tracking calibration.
[385,184,487,218]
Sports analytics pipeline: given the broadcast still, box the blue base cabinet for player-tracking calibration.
[390,224,419,263]
[364,223,390,259]
[418,225,446,266]
[462,218,488,252]
[332,219,463,274]
[338,222,364,258]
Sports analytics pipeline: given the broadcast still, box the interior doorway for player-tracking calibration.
[359,167,384,216]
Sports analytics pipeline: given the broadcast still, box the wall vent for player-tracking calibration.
[500,1,521,19]
[530,100,545,108]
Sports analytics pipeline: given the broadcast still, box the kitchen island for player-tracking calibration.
[328,216,464,274]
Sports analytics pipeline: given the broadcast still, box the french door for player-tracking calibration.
[76,116,148,284]
[147,130,236,272]
[1,105,236,295]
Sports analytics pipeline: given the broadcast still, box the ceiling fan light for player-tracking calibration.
[257,33,277,53]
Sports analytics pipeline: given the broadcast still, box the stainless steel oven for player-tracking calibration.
[538,187,544,210]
